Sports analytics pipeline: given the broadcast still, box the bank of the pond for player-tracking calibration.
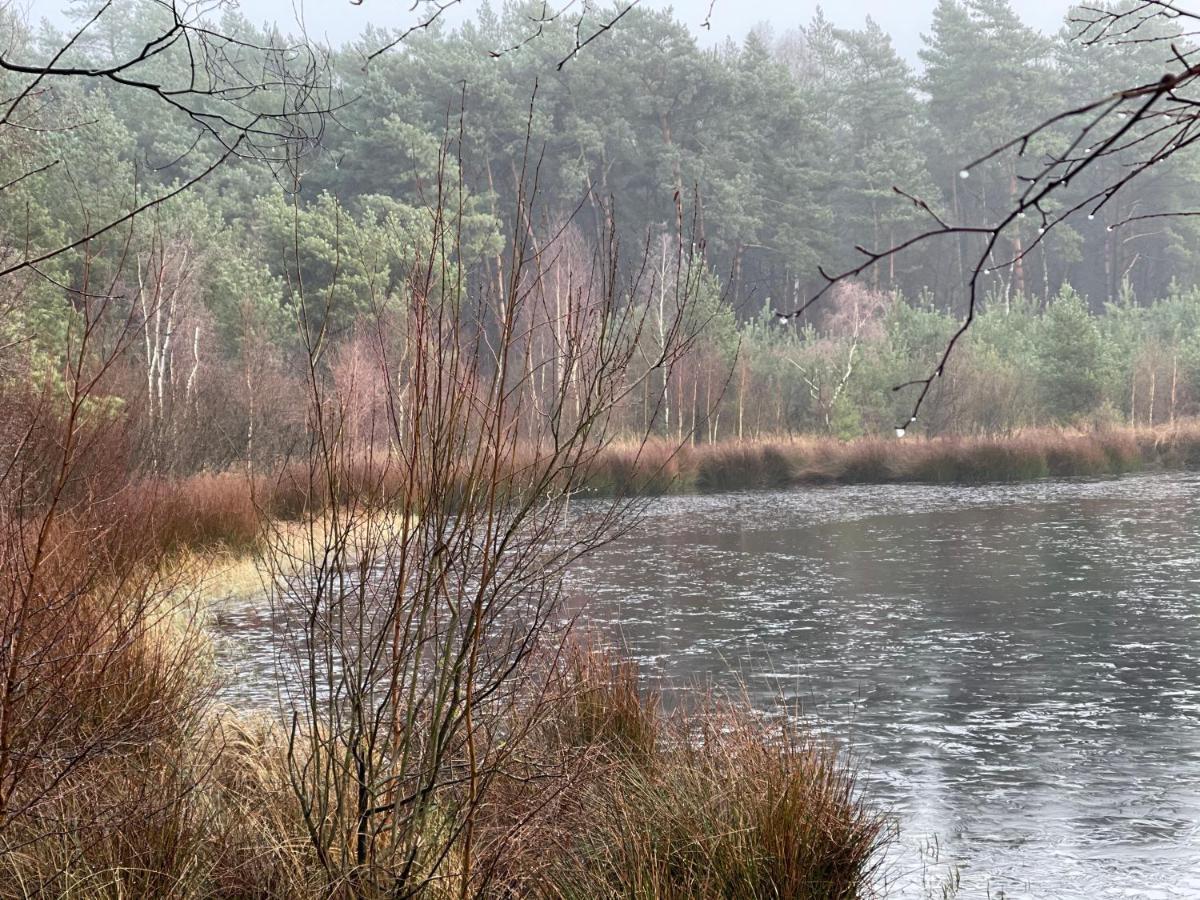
[0,629,890,897]
[27,515,887,895]
[120,423,1200,565]
[586,422,1200,495]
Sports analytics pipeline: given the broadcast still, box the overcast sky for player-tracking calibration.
[211,0,1076,61]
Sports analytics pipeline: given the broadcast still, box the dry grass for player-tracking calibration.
[86,422,1200,568]
[485,648,889,899]
[94,466,418,578]
[582,421,1200,495]
[0,713,322,900]
[0,534,219,897]
[0,631,888,899]
[577,439,693,496]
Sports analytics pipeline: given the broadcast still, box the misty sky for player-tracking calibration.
[224,0,1076,60]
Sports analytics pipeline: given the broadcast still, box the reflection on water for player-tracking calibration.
[213,472,1200,898]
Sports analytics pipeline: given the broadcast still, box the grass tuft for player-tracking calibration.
[488,648,889,898]
[585,422,1200,496]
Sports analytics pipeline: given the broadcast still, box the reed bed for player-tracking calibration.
[587,421,1200,495]
[3,442,886,896]
[94,422,1200,561]
[486,650,889,898]
[0,635,886,898]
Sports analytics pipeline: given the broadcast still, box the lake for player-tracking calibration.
[213,472,1200,898]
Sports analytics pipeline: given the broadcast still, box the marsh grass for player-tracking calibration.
[582,422,1200,495]
[487,648,889,899]
[0,636,886,899]
[0,442,887,899]
[112,423,1200,565]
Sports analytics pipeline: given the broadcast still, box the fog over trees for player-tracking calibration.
[6,0,1200,461]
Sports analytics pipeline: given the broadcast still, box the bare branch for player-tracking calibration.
[779,4,1200,429]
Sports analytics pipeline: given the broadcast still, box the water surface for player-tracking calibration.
[214,472,1200,898]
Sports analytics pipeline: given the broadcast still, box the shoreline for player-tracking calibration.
[130,424,1200,570]
[584,423,1200,496]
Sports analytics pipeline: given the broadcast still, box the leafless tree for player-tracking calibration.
[0,0,331,867]
[0,236,212,860]
[789,283,893,434]
[263,119,706,893]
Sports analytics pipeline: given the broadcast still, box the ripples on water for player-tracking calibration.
[213,473,1200,898]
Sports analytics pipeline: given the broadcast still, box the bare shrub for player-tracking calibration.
[263,140,709,895]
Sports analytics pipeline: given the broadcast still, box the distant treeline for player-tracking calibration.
[4,1,1200,470]
[713,283,1200,441]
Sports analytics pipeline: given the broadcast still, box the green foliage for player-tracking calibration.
[1037,288,1105,422]
[10,0,1200,463]
[697,284,1200,439]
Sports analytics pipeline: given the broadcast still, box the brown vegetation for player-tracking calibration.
[0,640,884,898]
[584,422,1200,496]
[70,422,1200,571]
[488,650,889,898]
